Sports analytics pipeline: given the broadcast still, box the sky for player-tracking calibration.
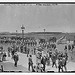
[0,4,75,33]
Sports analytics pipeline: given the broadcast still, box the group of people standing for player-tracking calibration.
[27,43,71,72]
[64,44,74,60]
[7,45,19,67]
[0,46,7,62]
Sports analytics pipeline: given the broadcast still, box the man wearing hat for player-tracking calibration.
[13,52,19,67]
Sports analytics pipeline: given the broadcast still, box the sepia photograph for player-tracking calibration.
[0,2,75,73]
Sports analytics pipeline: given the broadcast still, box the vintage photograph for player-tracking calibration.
[0,2,75,73]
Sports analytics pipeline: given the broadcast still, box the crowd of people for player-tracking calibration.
[0,36,37,46]
[0,46,7,62]
[28,48,68,72]
[27,42,75,72]
[0,44,19,68]
[0,36,75,72]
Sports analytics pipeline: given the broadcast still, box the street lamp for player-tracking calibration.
[21,25,25,44]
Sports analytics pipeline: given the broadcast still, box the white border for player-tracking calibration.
[0,0,75,75]
[0,0,75,2]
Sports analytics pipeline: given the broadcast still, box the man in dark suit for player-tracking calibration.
[41,56,46,72]
[13,53,19,67]
[28,55,33,71]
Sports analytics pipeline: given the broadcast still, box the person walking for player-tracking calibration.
[64,51,68,62]
[51,53,57,68]
[28,55,33,71]
[68,45,71,51]
[41,56,46,72]
[62,54,67,72]
[8,47,11,57]
[71,44,74,55]
[0,50,3,62]
[58,56,63,72]
[2,51,7,61]
[13,53,19,67]
[46,53,50,66]
[11,50,15,59]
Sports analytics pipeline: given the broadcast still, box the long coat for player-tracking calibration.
[13,54,19,62]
